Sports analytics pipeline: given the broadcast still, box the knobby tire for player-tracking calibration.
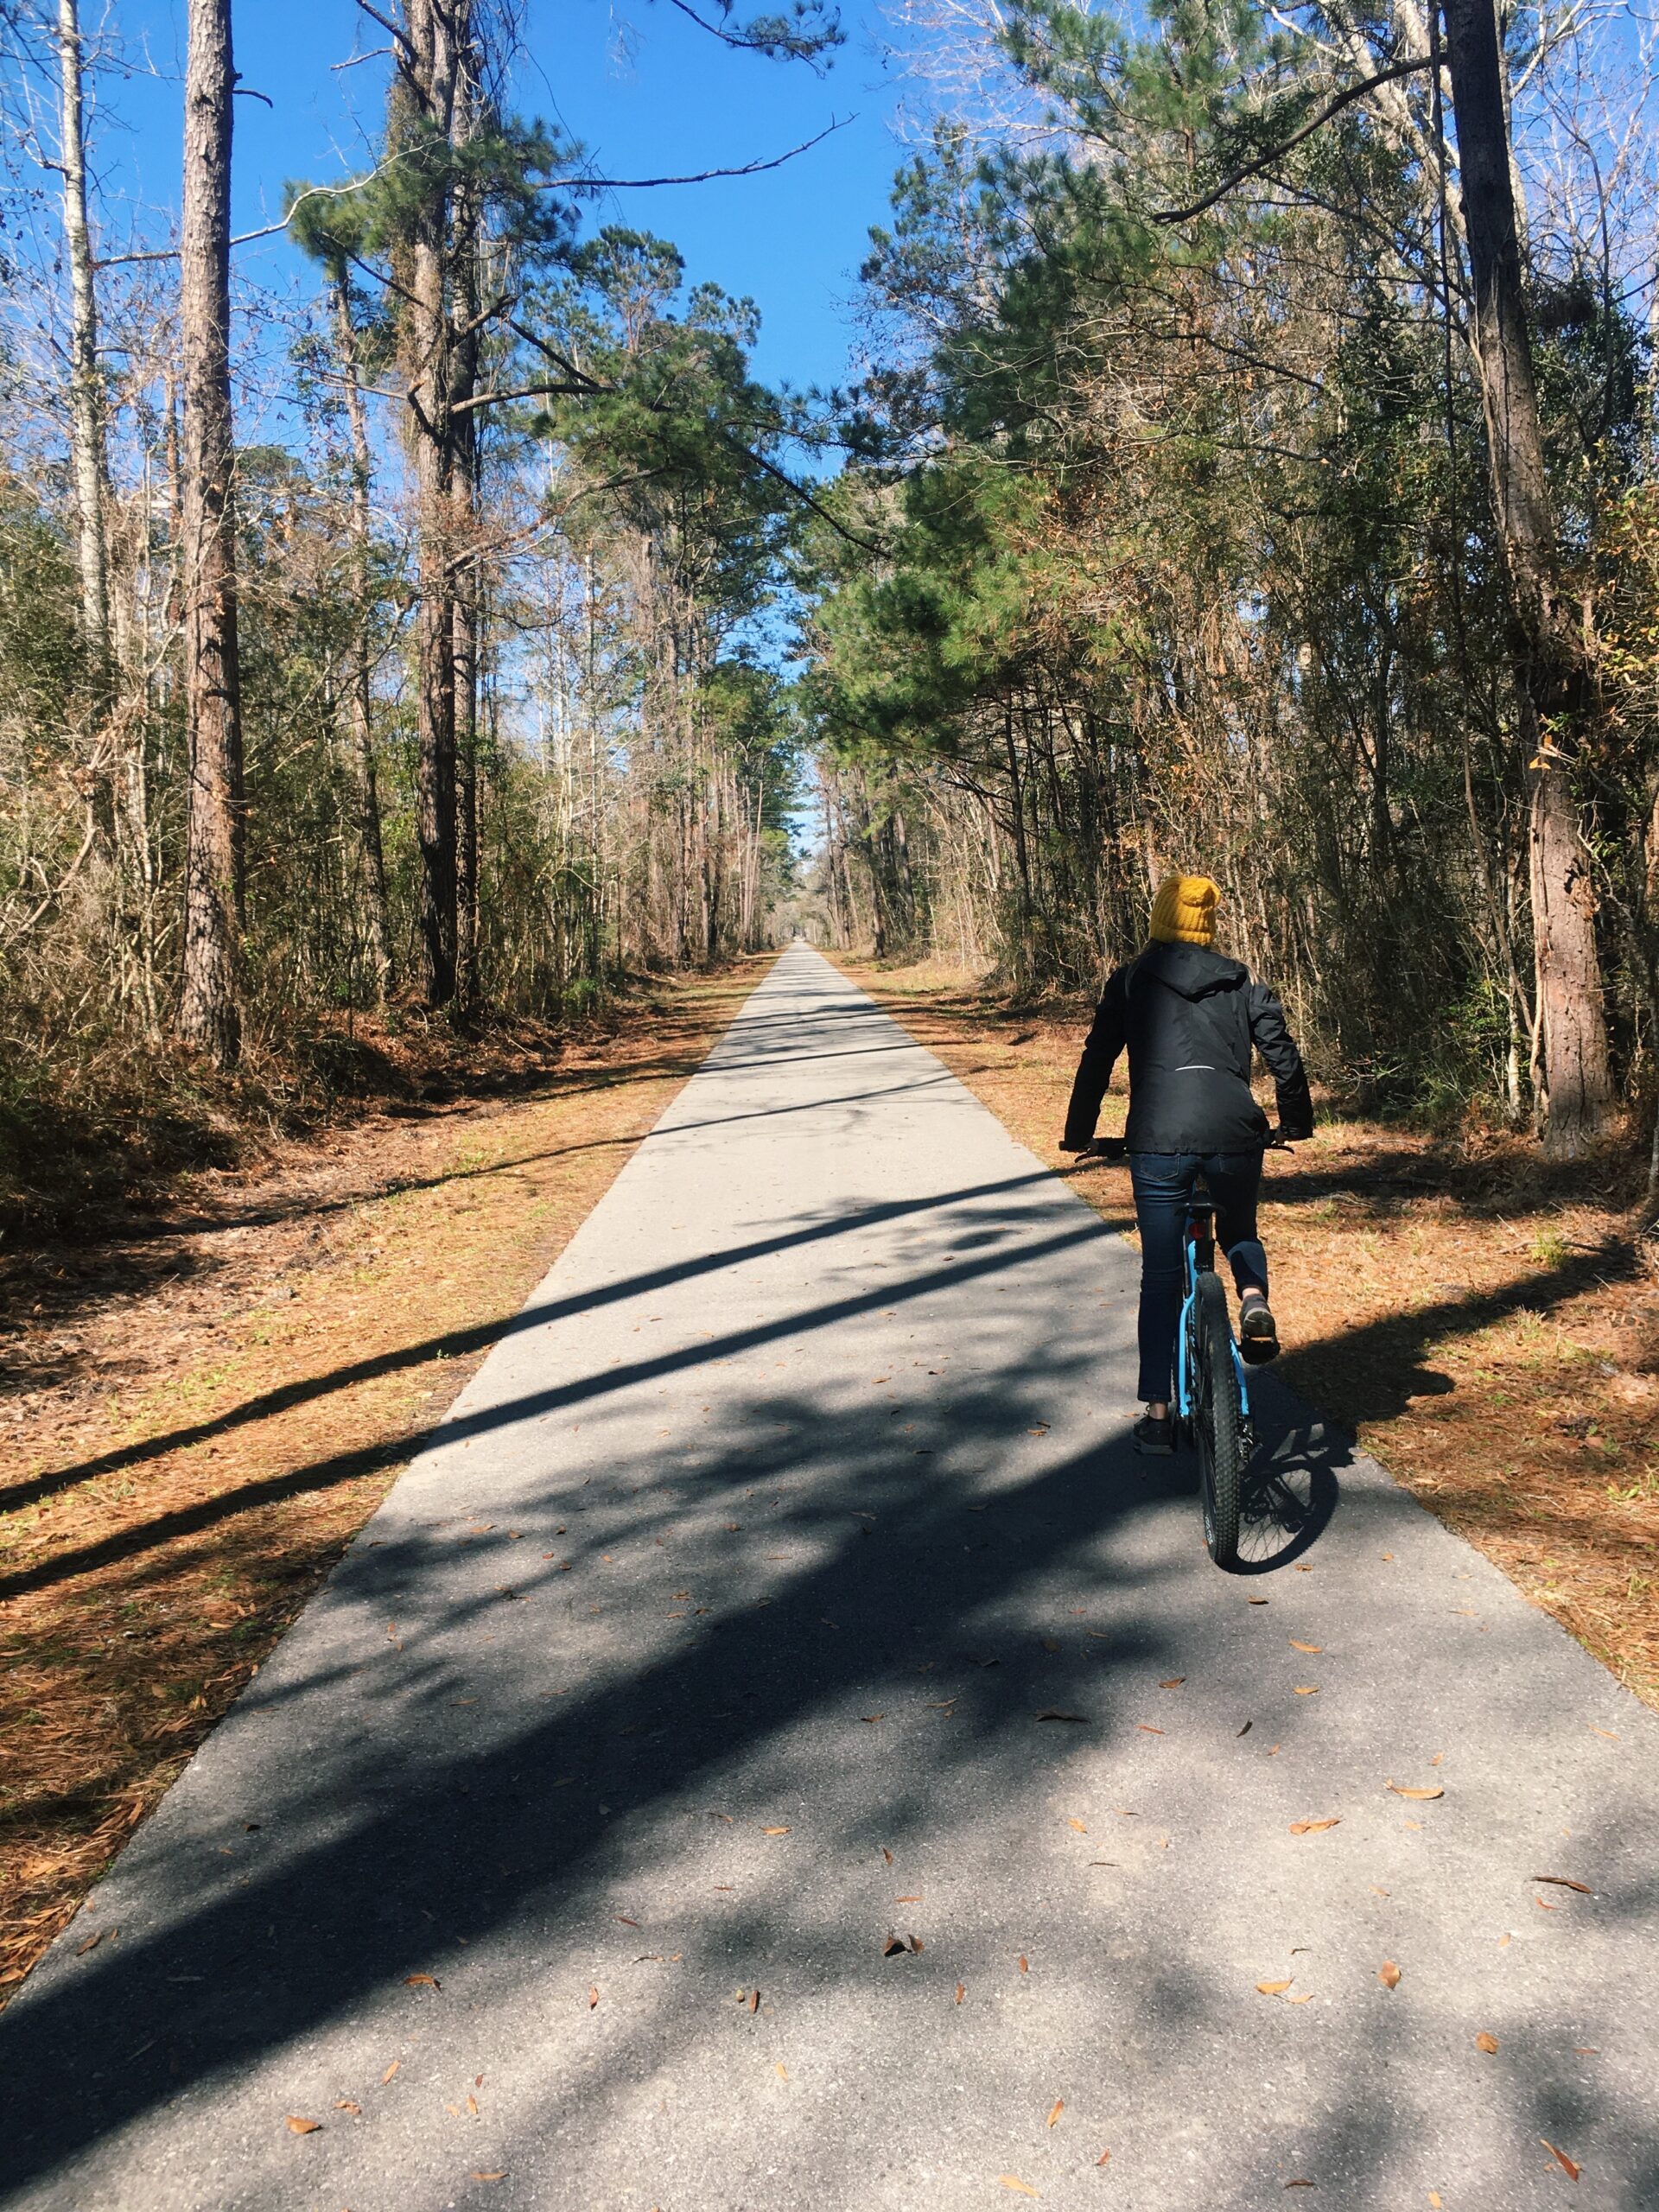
[1190,1270,1246,1570]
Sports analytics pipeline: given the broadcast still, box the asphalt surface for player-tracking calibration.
[3,944,1657,2211]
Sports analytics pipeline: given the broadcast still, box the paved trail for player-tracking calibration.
[3,946,1657,2211]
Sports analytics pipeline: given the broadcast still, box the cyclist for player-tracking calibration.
[1059,874,1313,1458]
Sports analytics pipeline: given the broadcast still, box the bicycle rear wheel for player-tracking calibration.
[1189,1271,1246,1569]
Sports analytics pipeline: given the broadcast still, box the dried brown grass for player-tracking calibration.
[0,963,765,1999]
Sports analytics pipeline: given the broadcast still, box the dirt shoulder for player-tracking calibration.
[0,962,766,1997]
[836,956,1659,1714]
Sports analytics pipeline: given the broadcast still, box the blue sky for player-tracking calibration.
[90,0,911,397]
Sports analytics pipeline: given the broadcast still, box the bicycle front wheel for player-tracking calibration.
[1191,1271,1246,1569]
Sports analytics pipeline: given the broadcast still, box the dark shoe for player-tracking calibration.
[1239,1295,1279,1365]
[1134,1413,1175,1456]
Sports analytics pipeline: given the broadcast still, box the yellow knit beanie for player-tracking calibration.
[1148,874,1221,947]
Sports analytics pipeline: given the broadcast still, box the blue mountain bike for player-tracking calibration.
[1090,1135,1294,1570]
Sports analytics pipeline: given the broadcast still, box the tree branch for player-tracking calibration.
[503,316,607,392]
[713,426,887,552]
[549,116,851,192]
[453,382,597,414]
[658,0,830,59]
[93,163,406,270]
[1154,56,1436,226]
[353,0,415,64]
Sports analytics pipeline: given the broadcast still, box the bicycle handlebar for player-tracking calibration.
[1083,1131,1300,1160]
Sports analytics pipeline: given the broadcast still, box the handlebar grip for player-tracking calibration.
[1088,1135,1128,1160]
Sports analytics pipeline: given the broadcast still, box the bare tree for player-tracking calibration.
[394,0,469,1009]
[53,0,108,680]
[177,0,245,1065]
[331,270,395,995]
[1440,0,1615,1157]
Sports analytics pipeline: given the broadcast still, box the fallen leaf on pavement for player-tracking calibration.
[861,1713,884,1724]
[1289,1820,1340,1835]
[1379,1962,1401,1991]
[908,1936,925,1953]
[615,1916,639,1928]
[1237,1721,1254,1737]
[1293,1687,1319,1696]
[776,2063,789,2082]
[1256,1980,1294,1996]
[749,1988,760,2012]
[1284,2182,1316,2190]
[881,1847,893,1865]
[1137,1724,1166,1735]
[284,2116,321,2135]
[1017,1955,1029,1973]
[1065,1817,1088,1834]
[762,1827,791,1836]
[467,2094,479,2116]
[1475,2032,1499,2054]
[1000,2178,1039,2198]
[1036,1710,1086,1723]
[1159,1677,1185,1688]
[1535,1896,1560,1910]
[1532,1875,1592,1893]
[883,1936,907,1957]
[955,1982,965,2005]
[897,1894,923,1903]
[404,1974,440,1990]
[1387,1783,1444,1800]
[1047,2099,1065,2126]
[1289,1641,1322,1653]
[1248,1596,1269,1604]
[381,2062,400,2085]
[1097,2148,1111,2166]
[1588,1726,1618,1741]
[1541,2139,1580,2181]
[471,2173,505,2184]
[1429,2195,1442,2209]
[588,1986,600,2009]
[334,2100,360,2114]
[1287,1993,1314,2004]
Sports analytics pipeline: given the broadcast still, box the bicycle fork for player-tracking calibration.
[1175,1204,1255,1443]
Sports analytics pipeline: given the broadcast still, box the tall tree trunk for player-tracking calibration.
[398,0,467,1007]
[1441,0,1614,1157]
[331,273,394,997]
[55,0,109,683]
[450,48,482,1013]
[177,0,244,1066]
[454,586,479,1007]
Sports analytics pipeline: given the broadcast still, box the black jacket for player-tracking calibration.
[1063,942,1313,1154]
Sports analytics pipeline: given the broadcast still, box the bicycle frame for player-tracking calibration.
[1173,1196,1253,1427]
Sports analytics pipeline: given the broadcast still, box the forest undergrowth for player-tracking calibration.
[0,961,765,2001]
[838,956,1659,1719]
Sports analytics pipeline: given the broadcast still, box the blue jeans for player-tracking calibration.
[1129,1151,1268,1403]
